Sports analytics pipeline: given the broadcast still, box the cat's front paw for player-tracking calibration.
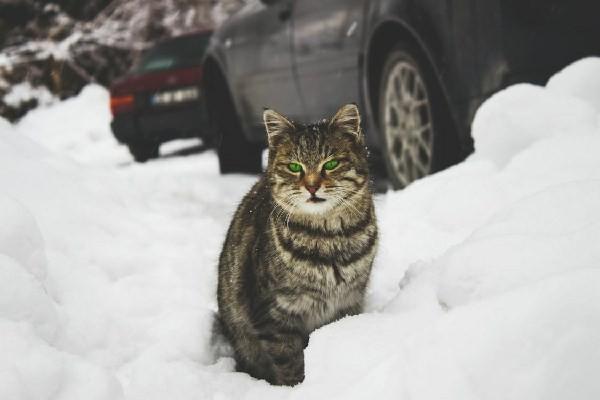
[269,350,305,386]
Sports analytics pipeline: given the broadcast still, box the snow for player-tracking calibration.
[2,82,56,109]
[16,84,130,166]
[547,57,600,113]
[1,57,600,399]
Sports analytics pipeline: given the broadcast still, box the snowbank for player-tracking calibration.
[0,106,253,399]
[1,58,599,399]
[364,58,600,399]
[16,84,131,165]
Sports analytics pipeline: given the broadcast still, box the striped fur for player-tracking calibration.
[217,104,378,386]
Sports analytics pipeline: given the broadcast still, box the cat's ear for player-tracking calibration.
[329,103,363,142]
[263,108,294,147]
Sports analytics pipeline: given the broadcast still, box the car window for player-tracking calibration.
[133,33,211,73]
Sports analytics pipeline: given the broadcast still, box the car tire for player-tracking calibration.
[378,43,457,189]
[217,124,262,174]
[128,140,159,162]
[212,82,262,174]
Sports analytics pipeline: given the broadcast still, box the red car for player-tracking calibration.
[109,30,213,162]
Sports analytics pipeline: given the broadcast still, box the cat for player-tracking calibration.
[217,103,378,386]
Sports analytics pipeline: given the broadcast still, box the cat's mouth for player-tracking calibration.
[307,196,326,203]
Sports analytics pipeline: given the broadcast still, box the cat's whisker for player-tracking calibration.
[275,206,287,225]
[269,201,284,222]
[278,203,294,225]
[270,198,294,227]
[343,196,364,218]
[332,194,362,220]
[285,204,294,231]
[280,195,301,228]
[268,203,281,220]
[330,194,348,214]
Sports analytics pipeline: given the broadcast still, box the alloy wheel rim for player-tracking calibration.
[383,60,433,187]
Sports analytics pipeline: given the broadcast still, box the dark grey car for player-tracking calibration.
[204,0,600,188]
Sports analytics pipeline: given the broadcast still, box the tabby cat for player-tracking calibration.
[217,103,378,386]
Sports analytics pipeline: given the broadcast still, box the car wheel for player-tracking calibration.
[378,43,451,189]
[212,81,262,174]
[217,122,262,174]
[128,140,159,162]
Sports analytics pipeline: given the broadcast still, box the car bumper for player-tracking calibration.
[111,99,211,144]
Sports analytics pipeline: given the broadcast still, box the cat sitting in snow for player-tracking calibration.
[216,104,378,385]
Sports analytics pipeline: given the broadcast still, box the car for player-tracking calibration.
[109,30,213,162]
[203,0,600,188]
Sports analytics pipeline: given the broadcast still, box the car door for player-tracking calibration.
[291,0,367,121]
[225,0,304,141]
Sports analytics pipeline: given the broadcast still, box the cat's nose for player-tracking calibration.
[305,184,320,195]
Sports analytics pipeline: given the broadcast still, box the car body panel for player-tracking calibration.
[292,0,367,122]
[219,0,303,140]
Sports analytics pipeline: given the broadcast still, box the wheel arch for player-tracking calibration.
[365,19,448,128]
[364,19,462,158]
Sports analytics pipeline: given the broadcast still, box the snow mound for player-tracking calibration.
[472,83,597,167]
[547,57,600,112]
[1,58,599,399]
[16,84,130,165]
[0,195,46,279]
[0,109,253,399]
[363,57,600,399]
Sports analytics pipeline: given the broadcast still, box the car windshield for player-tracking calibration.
[133,33,211,73]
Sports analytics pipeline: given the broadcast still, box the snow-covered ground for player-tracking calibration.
[1,58,600,400]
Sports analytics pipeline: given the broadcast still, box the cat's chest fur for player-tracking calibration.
[276,287,362,332]
[263,213,377,332]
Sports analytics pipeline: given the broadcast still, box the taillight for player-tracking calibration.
[110,95,134,115]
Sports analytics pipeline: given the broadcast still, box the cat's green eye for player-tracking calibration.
[323,159,339,171]
[288,163,303,173]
